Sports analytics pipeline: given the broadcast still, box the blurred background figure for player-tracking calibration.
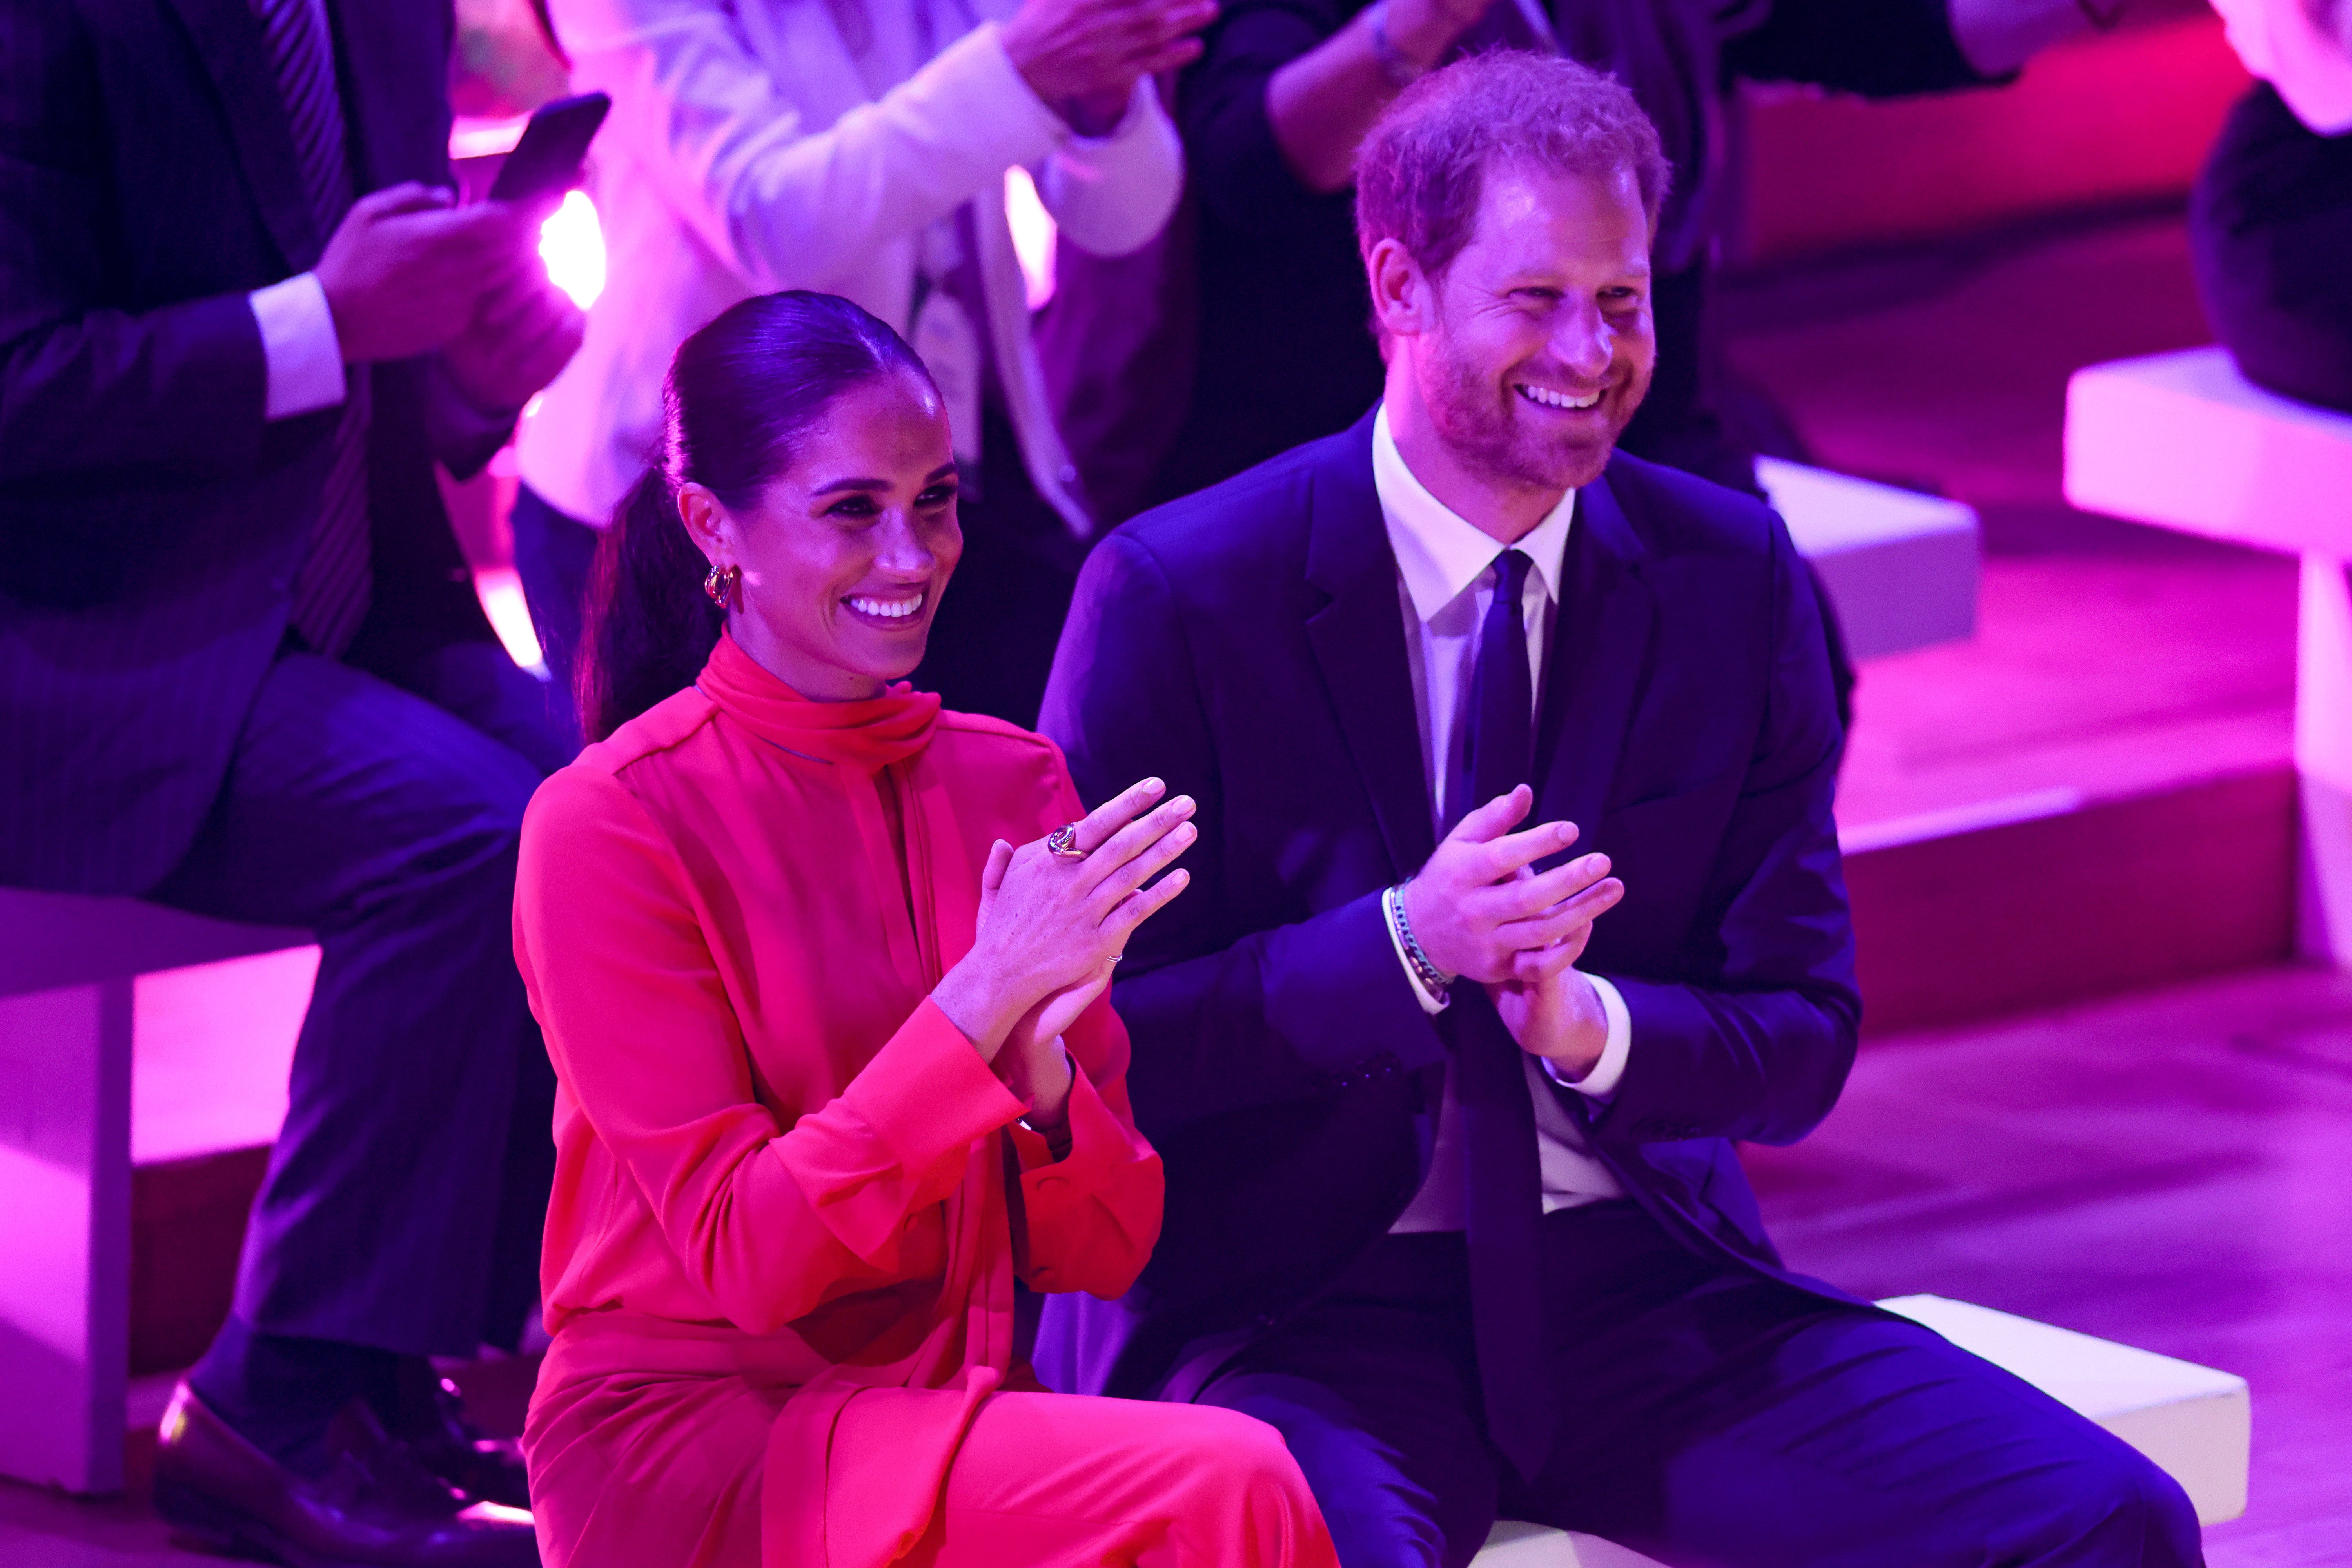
[512,0,1203,727]
[2193,0,2352,412]
[0,0,581,1561]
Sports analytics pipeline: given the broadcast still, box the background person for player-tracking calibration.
[2193,0,2352,412]
[515,290,1337,1568]
[512,0,1203,728]
[0,0,582,1561]
[1037,54,2202,1568]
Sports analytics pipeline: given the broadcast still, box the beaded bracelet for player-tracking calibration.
[1384,883,1455,1005]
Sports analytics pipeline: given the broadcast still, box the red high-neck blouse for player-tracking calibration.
[512,634,1162,1567]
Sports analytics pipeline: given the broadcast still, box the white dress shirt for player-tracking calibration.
[1373,408,1633,1232]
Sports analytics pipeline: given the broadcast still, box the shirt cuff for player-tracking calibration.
[1383,892,1449,1016]
[1541,972,1631,1098]
[248,272,346,420]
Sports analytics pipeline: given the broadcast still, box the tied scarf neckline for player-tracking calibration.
[696,632,941,772]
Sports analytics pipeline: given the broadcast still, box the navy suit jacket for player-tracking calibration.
[0,0,508,895]
[1035,413,1862,1400]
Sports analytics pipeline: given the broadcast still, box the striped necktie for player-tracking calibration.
[256,0,372,656]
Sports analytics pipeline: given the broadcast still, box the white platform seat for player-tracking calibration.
[0,888,307,1494]
[1470,1294,2249,1566]
[2065,346,2352,964]
[1757,456,1981,661]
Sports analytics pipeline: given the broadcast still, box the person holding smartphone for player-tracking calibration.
[3,1,583,1561]
[513,0,1205,731]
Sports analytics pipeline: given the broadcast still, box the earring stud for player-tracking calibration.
[703,563,740,609]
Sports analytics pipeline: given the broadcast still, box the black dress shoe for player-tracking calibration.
[387,1363,533,1510]
[154,1383,540,1566]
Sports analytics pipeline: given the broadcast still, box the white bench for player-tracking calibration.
[1471,1294,2249,1566]
[2065,346,2352,964]
[0,888,308,1494]
[1758,456,1982,661]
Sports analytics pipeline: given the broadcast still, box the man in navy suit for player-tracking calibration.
[1038,53,2201,1568]
[2,0,577,1558]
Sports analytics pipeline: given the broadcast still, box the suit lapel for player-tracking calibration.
[1533,465,1657,850]
[162,0,323,269]
[1304,416,1437,884]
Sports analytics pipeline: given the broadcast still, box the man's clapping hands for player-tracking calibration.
[1401,784,1624,1079]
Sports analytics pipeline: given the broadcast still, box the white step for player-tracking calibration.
[2064,345,2352,555]
[1757,456,1980,661]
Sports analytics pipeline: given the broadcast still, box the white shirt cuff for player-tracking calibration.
[249,272,345,420]
[1541,972,1631,1098]
[1382,891,1449,1016]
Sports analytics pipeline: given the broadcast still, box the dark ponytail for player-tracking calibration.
[575,290,935,742]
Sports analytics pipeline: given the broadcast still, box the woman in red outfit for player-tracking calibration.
[512,291,1337,1568]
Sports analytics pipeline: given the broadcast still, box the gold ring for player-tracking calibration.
[1045,822,1086,860]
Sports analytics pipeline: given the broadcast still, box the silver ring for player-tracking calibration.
[1045,822,1086,860]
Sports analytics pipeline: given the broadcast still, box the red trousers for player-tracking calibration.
[530,1372,1338,1568]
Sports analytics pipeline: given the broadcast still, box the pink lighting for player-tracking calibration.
[474,563,547,675]
[539,190,606,310]
[1004,168,1056,311]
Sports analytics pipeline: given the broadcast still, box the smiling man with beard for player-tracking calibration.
[1036,51,2202,1568]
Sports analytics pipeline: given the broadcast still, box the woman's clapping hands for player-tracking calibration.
[931,777,1195,1121]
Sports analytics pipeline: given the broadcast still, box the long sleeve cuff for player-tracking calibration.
[1010,1052,1160,1296]
[249,272,345,420]
[1540,972,1632,1099]
[836,997,1030,1178]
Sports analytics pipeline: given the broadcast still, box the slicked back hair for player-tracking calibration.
[1354,50,1671,287]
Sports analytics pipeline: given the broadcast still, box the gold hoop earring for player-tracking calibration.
[703,563,740,610]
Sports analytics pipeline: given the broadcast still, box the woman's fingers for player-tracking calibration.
[1078,792,1195,886]
[981,838,1015,897]
[1102,864,1191,944]
[1089,813,1196,908]
[1070,776,1166,855]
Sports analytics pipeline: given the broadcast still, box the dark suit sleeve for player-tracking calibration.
[1588,514,1860,1148]
[1042,530,1448,1136]
[1724,0,1999,98]
[0,5,270,490]
[1180,0,1363,237]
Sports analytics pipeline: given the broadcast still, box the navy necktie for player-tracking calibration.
[256,0,372,657]
[1453,548,1558,1479]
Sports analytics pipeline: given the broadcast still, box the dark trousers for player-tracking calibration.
[147,633,568,1357]
[1198,1203,2201,1568]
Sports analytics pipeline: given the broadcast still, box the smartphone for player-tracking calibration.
[488,91,612,205]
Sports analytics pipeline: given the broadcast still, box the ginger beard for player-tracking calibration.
[1408,167,1657,497]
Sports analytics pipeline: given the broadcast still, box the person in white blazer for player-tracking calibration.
[514,0,1201,725]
